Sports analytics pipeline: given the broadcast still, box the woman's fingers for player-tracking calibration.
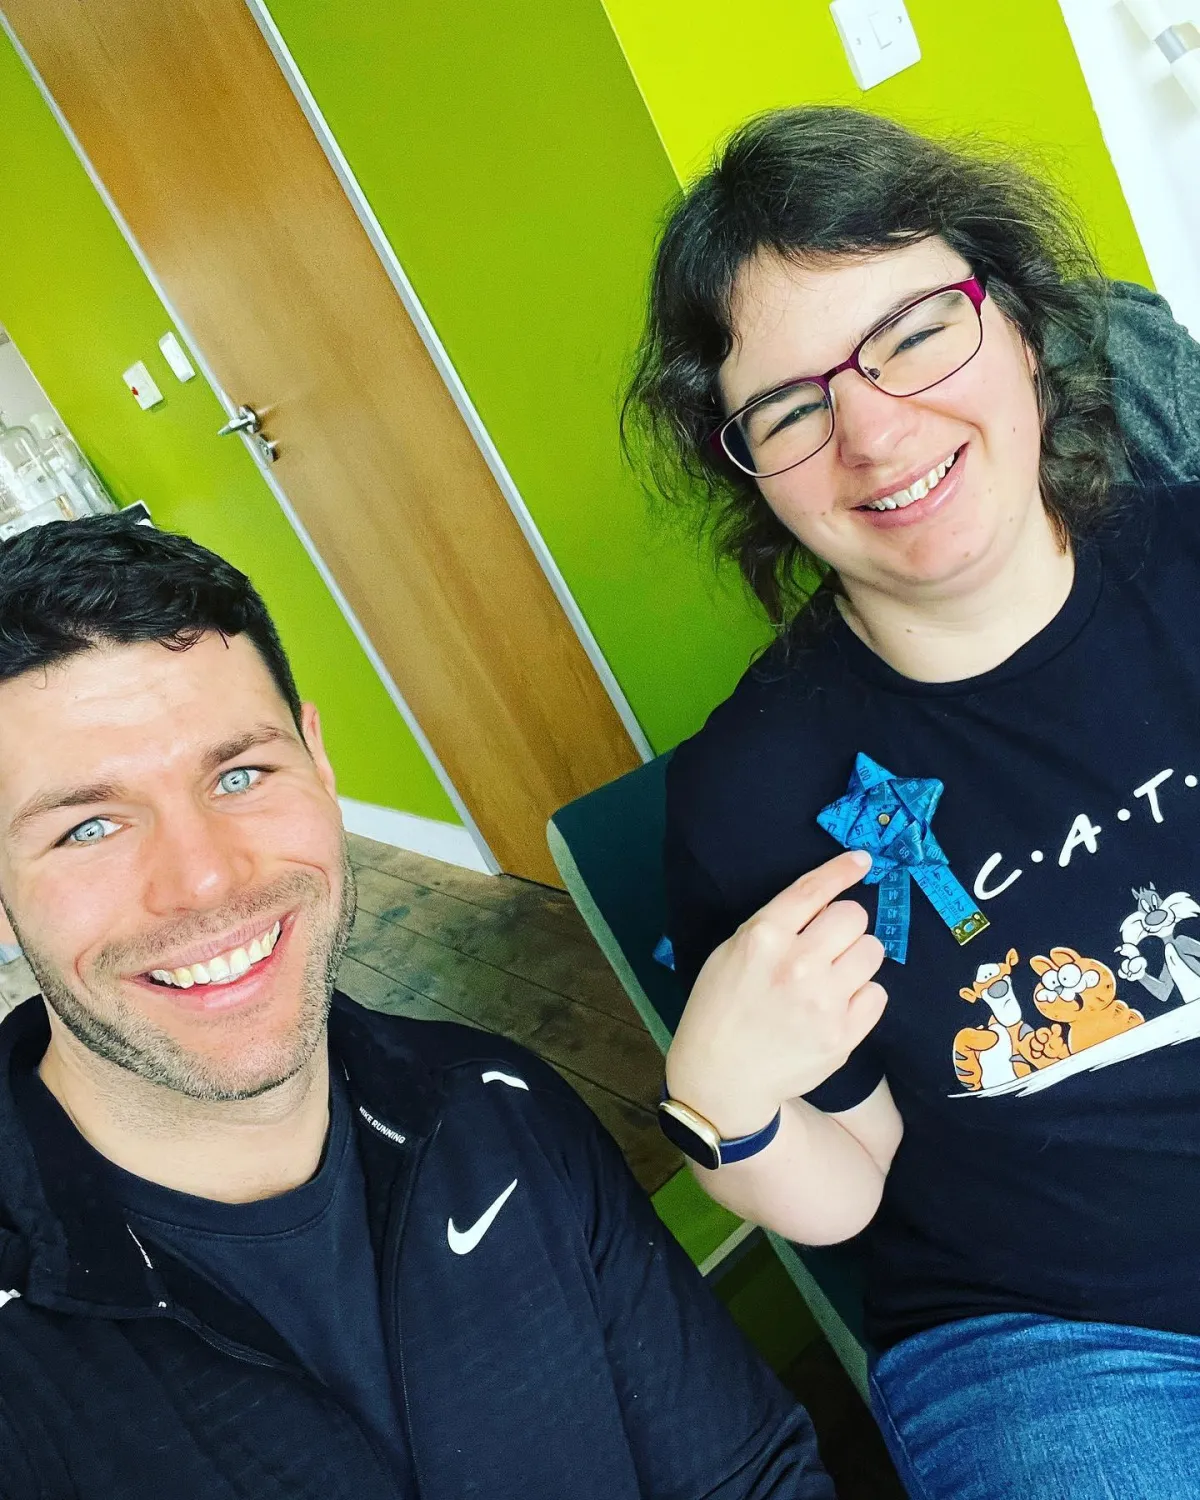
[677,853,888,1103]
[845,980,889,1046]
[754,850,872,937]
[798,896,872,963]
[829,932,887,1000]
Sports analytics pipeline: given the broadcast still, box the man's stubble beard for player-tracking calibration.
[21,853,357,1102]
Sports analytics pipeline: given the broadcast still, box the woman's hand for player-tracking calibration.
[665,851,888,1138]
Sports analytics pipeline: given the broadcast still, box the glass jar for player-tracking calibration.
[0,411,68,516]
[28,413,117,516]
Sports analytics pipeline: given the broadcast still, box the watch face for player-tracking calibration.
[657,1100,721,1171]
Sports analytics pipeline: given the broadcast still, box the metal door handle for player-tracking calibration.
[217,404,262,437]
[217,404,278,463]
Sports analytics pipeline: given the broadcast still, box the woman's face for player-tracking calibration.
[718,236,1046,603]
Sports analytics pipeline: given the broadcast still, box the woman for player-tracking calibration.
[626,107,1200,1499]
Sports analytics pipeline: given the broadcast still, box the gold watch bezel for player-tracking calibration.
[657,1097,722,1171]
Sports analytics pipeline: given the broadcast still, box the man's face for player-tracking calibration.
[0,633,354,1100]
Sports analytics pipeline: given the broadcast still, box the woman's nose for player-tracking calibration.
[831,370,918,467]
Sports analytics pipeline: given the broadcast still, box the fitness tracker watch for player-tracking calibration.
[657,1090,782,1171]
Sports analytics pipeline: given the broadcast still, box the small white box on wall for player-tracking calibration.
[122,360,164,410]
[830,0,922,91]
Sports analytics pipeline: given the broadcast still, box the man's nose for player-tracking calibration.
[831,370,918,468]
[142,805,255,916]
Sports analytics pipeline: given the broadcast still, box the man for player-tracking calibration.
[0,515,831,1500]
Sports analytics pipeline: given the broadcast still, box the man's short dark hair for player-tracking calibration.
[0,515,302,725]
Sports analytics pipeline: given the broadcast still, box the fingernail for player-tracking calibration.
[852,851,872,871]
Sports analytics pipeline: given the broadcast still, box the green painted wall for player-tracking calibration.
[3,0,1148,795]
[0,31,457,824]
[268,0,1150,752]
[602,0,1151,286]
[267,0,771,755]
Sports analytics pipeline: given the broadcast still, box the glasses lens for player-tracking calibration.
[859,288,982,396]
[725,380,832,477]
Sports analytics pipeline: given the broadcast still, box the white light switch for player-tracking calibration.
[830,0,921,90]
[122,361,164,410]
[158,331,196,383]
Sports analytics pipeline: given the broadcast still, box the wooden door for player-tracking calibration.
[5,0,641,886]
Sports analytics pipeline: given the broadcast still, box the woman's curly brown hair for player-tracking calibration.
[622,106,1126,626]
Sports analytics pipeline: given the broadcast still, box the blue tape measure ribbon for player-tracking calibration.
[817,753,988,964]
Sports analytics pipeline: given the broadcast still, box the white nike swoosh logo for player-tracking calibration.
[481,1069,528,1090]
[0,1290,20,1310]
[447,1178,518,1256]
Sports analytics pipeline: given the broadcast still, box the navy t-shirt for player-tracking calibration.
[666,482,1200,1351]
[103,1067,412,1486]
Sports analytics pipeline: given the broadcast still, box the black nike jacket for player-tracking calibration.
[0,992,833,1498]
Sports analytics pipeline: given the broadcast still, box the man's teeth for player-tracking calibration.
[864,451,958,512]
[149,922,281,989]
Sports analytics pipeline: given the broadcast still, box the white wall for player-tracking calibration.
[0,333,57,428]
[1058,0,1200,335]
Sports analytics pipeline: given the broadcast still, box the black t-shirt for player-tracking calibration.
[94,1067,411,1486]
[666,482,1200,1350]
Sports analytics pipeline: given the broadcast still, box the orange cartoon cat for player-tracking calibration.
[953,948,1066,1091]
[1029,947,1144,1059]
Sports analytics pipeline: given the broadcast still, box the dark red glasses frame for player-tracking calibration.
[708,275,988,476]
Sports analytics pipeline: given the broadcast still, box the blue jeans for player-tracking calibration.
[870,1313,1200,1499]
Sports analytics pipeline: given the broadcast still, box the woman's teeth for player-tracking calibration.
[148,921,282,989]
[863,450,958,512]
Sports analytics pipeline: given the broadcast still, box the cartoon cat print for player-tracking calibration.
[953,948,1144,1091]
[1029,947,1143,1057]
[953,949,1051,1091]
[1116,884,1200,1004]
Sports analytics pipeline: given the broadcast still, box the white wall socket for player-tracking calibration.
[830,0,922,91]
[122,360,164,411]
[158,331,196,383]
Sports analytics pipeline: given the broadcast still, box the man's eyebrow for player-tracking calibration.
[7,726,299,841]
[9,783,124,841]
[199,725,298,776]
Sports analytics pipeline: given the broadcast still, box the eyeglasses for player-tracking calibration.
[710,276,988,478]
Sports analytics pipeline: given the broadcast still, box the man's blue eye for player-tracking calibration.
[68,818,116,845]
[218,767,258,795]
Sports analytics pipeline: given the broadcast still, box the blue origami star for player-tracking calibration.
[817,753,988,963]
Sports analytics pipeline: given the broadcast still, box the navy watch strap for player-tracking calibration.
[716,1106,783,1164]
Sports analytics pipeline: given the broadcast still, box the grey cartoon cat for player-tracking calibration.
[1115,884,1200,1003]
